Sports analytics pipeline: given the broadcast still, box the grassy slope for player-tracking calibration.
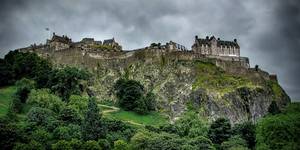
[0,86,16,117]
[0,86,167,126]
[192,61,259,95]
[104,109,167,126]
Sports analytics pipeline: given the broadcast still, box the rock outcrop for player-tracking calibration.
[42,48,290,124]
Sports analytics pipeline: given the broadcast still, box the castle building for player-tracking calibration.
[47,33,72,51]
[192,35,240,57]
[103,38,122,51]
[166,41,187,52]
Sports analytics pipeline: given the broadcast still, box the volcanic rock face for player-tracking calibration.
[47,49,290,124]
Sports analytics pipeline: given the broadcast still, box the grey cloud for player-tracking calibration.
[0,0,299,100]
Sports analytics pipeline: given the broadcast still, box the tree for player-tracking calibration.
[53,124,81,140]
[15,78,36,103]
[47,67,90,101]
[27,89,65,113]
[68,95,89,116]
[114,140,129,150]
[208,118,232,145]
[0,120,19,150]
[144,92,157,111]
[52,140,72,150]
[26,107,59,130]
[0,59,13,86]
[82,140,101,150]
[4,51,52,86]
[58,106,82,124]
[268,101,281,115]
[114,79,156,114]
[82,97,106,141]
[187,136,215,150]
[233,121,255,149]
[31,128,52,145]
[114,79,144,111]
[256,112,300,150]
[221,135,249,150]
[10,78,35,113]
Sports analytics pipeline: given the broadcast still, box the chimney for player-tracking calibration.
[195,35,198,40]
[234,39,237,43]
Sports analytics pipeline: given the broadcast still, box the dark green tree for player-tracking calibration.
[47,67,89,101]
[82,97,106,141]
[268,101,281,115]
[0,59,13,86]
[114,79,156,114]
[233,121,256,149]
[208,118,232,145]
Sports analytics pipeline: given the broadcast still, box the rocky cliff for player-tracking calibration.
[39,48,290,124]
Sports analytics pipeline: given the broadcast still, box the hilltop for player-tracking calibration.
[14,33,290,124]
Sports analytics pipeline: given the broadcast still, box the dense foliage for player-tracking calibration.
[0,51,299,150]
[114,79,156,114]
[1,51,52,87]
[256,103,300,150]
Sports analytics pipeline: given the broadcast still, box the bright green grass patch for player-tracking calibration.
[192,61,257,95]
[0,86,17,116]
[267,80,284,99]
[105,110,168,126]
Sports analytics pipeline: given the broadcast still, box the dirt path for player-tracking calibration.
[98,104,143,126]
[98,104,120,113]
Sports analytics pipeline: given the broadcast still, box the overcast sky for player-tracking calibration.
[1,0,299,100]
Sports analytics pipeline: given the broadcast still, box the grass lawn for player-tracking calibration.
[0,86,16,117]
[105,109,168,126]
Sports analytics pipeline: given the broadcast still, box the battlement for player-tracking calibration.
[15,34,249,69]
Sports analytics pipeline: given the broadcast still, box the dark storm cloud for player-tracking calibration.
[0,0,299,100]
